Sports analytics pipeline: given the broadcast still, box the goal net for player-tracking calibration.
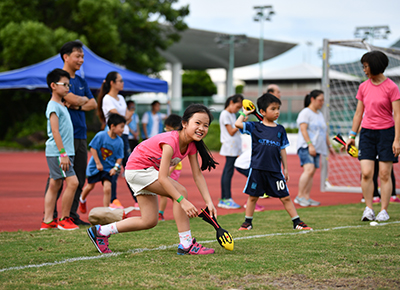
[320,39,400,193]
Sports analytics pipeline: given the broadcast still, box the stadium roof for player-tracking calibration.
[242,63,361,82]
[159,27,297,70]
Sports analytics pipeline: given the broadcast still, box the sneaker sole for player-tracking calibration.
[57,225,79,230]
[217,204,241,209]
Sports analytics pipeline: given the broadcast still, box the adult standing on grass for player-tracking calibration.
[97,71,137,209]
[87,104,218,255]
[295,90,335,207]
[218,94,244,209]
[346,50,400,222]
[45,41,97,226]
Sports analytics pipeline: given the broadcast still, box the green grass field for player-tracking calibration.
[1,203,400,289]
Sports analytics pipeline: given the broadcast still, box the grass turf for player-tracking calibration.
[1,203,400,289]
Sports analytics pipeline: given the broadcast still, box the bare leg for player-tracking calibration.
[280,196,298,218]
[159,196,168,212]
[81,182,95,201]
[61,175,79,219]
[360,160,375,210]
[103,180,112,208]
[297,164,316,199]
[245,196,259,217]
[114,194,159,232]
[379,161,393,211]
[44,179,63,223]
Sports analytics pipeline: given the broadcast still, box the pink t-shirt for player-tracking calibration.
[356,78,400,130]
[125,130,197,170]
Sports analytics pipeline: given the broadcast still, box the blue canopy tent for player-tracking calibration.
[0,45,168,94]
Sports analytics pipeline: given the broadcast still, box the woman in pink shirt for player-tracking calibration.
[347,50,400,222]
[87,104,219,255]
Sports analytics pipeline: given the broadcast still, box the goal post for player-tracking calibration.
[320,39,400,193]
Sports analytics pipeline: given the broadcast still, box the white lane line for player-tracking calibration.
[1,221,399,273]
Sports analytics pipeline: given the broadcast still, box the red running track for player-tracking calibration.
[0,151,362,232]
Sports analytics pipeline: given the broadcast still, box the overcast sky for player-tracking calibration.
[171,0,400,81]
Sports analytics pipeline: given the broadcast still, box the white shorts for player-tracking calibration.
[125,167,159,197]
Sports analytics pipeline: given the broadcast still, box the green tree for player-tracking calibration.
[0,0,189,74]
[182,70,217,97]
[0,0,189,141]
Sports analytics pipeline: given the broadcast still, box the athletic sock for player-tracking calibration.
[245,216,253,224]
[292,216,300,225]
[159,210,164,215]
[99,222,119,236]
[79,196,86,203]
[179,230,193,248]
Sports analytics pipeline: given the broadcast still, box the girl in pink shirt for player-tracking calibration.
[87,104,219,255]
[347,50,400,222]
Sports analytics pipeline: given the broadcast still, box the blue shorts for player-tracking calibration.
[88,171,114,185]
[359,127,398,162]
[297,147,320,168]
[244,168,289,198]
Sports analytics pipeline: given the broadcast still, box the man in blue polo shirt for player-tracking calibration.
[46,41,97,225]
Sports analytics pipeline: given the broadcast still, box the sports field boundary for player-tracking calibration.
[1,220,399,273]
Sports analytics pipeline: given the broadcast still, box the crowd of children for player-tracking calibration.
[41,46,400,256]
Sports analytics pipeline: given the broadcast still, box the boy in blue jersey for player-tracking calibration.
[79,114,126,212]
[235,93,312,231]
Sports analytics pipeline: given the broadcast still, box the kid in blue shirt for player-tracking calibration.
[41,69,79,231]
[79,114,126,212]
[235,93,313,231]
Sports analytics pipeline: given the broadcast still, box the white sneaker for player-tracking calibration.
[376,210,390,222]
[307,198,320,206]
[294,197,311,207]
[361,206,375,221]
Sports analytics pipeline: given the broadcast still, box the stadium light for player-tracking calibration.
[253,5,275,97]
[354,25,391,44]
[215,34,248,97]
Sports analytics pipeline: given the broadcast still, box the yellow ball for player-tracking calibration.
[242,99,255,111]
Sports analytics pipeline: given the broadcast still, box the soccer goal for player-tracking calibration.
[320,38,400,193]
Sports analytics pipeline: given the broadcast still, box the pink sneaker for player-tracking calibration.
[177,238,215,255]
[244,203,265,212]
[87,225,112,253]
[109,199,124,209]
[254,203,265,212]
[372,197,381,203]
[390,196,400,203]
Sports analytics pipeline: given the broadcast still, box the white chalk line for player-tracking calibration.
[1,220,399,273]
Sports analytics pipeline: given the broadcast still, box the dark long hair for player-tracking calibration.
[97,71,119,125]
[224,94,244,109]
[304,89,323,108]
[179,104,218,171]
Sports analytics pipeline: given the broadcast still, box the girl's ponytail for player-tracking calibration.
[195,139,218,171]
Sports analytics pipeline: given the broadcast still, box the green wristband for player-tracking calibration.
[59,148,66,154]
[239,111,246,117]
[307,141,312,145]
[177,196,184,203]
[349,135,356,140]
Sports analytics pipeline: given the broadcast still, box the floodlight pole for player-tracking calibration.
[254,5,274,97]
